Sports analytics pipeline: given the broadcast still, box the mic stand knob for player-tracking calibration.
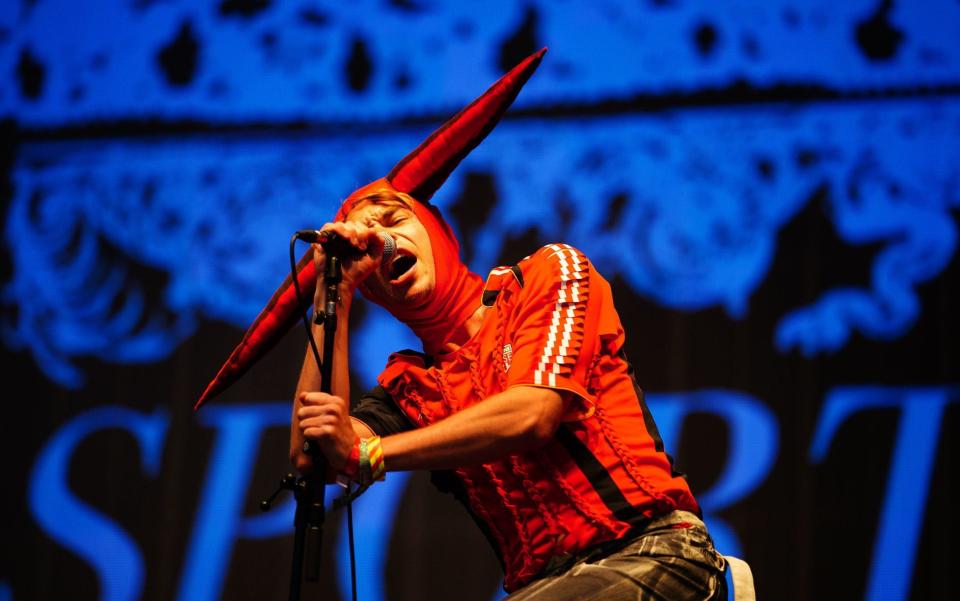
[260,473,298,512]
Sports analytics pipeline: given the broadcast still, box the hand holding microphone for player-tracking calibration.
[297,223,397,292]
[297,228,396,262]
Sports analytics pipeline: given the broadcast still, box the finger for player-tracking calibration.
[297,404,344,420]
[297,406,327,419]
[299,399,336,414]
[342,222,369,250]
[299,391,334,402]
[303,423,341,439]
[362,228,385,255]
[320,222,351,237]
[321,221,375,253]
[300,415,340,430]
[314,222,361,251]
[303,427,325,439]
[299,393,346,411]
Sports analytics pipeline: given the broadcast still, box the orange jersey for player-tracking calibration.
[375,244,699,591]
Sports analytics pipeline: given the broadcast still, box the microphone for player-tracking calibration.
[297,230,396,262]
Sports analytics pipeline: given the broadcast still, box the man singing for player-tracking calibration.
[199,48,726,600]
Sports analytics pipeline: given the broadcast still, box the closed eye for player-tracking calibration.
[383,210,409,226]
[361,205,410,227]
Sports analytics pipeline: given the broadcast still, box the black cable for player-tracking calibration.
[347,492,357,601]
[290,234,324,372]
[289,235,359,601]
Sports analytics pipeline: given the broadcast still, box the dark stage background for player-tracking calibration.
[2,1,958,600]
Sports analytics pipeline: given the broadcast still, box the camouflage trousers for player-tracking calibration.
[505,511,727,601]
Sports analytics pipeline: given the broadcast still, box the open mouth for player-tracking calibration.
[388,254,417,282]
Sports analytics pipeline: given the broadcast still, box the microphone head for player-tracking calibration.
[379,232,397,262]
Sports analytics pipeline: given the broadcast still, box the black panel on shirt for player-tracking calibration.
[555,424,650,528]
[620,349,688,481]
[351,385,415,436]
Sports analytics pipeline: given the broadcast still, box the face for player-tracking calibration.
[345,198,436,307]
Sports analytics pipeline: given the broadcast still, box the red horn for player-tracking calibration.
[194,48,547,409]
[388,47,547,201]
[194,251,316,409]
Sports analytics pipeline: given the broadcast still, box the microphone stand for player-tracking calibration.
[264,252,343,601]
[295,252,343,600]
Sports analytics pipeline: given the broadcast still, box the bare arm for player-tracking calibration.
[381,385,569,471]
[297,384,570,472]
[290,292,370,474]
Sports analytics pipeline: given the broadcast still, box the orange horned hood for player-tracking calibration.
[195,48,547,409]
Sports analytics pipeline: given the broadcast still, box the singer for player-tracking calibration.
[200,49,725,599]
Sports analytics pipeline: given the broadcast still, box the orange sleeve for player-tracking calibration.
[506,244,601,407]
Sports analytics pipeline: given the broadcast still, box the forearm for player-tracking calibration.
[381,386,566,471]
[290,293,355,470]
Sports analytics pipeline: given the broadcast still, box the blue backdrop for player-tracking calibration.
[3,1,958,600]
